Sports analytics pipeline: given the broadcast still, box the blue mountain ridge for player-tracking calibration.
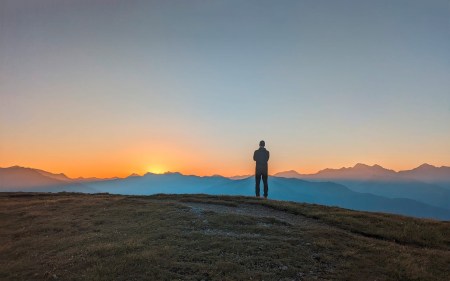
[2,166,450,220]
[81,173,450,220]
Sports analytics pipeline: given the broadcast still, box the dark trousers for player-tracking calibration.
[255,172,268,197]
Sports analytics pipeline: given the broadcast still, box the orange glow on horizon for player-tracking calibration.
[1,134,449,179]
[146,165,167,175]
[2,159,450,179]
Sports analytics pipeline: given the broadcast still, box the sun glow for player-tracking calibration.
[147,165,167,175]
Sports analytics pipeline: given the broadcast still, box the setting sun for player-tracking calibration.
[147,165,167,175]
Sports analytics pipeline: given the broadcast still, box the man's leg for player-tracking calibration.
[255,173,261,197]
[262,173,268,198]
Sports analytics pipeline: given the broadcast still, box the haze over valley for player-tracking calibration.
[2,163,449,220]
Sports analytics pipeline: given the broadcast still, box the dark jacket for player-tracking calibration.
[253,147,270,173]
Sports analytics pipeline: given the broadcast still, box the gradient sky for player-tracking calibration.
[1,0,449,178]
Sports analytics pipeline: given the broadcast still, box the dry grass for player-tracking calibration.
[0,192,449,280]
[160,194,450,249]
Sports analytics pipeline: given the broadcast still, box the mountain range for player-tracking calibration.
[274,163,450,183]
[274,163,450,210]
[1,164,450,220]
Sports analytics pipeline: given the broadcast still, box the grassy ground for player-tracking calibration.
[0,192,449,280]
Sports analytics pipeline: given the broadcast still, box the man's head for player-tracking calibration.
[259,140,265,147]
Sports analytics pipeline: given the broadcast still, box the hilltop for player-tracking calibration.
[1,193,449,280]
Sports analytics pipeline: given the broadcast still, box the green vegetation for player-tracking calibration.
[1,193,449,280]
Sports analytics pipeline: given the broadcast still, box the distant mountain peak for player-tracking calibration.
[274,170,303,178]
[353,163,370,169]
[313,163,398,180]
[320,168,334,172]
[127,173,140,178]
[163,171,182,176]
[143,171,183,177]
[351,163,389,170]
[229,174,252,180]
[417,163,436,169]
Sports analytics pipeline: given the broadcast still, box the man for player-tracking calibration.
[253,140,270,198]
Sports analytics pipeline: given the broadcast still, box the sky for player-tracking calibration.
[1,0,449,178]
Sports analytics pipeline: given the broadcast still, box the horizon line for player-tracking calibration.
[2,162,449,180]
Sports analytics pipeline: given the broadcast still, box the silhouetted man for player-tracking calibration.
[253,140,270,198]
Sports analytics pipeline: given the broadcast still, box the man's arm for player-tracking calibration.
[253,151,257,161]
[267,151,270,161]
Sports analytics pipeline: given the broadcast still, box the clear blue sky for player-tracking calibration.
[1,0,449,177]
